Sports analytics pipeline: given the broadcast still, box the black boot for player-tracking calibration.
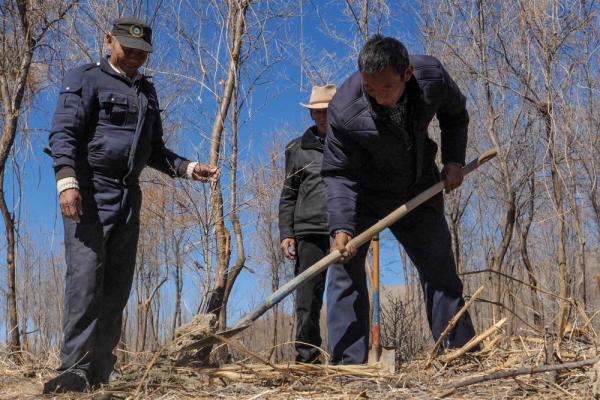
[42,369,90,394]
[90,368,121,388]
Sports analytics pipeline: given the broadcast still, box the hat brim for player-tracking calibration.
[114,34,153,53]
[300,102,330,109]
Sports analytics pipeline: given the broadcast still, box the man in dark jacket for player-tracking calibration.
[279,84,336,363]
[321,35,477,364]
[43,18,219,393]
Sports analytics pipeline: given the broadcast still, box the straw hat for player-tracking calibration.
[300,84,336,109]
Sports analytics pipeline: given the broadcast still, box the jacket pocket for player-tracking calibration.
[87,138,104,165]
[98,91,135,126]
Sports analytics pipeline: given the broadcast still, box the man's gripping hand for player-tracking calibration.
[331,231,357,263]
[441,163,464,192]
[60,188,83,223]
[280,238,297,261]
[192,163,220,182]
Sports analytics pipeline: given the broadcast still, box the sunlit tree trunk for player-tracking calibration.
[204,0,250,331]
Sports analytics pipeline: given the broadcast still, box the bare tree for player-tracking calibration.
[418,0,599,340]
[0,0,77,357]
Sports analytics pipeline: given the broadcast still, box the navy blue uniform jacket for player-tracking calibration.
[321,55,469,236]
[50,57,189,188]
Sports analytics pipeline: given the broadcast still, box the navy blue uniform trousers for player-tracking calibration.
[326,201,476,365]
[59,183,141,381]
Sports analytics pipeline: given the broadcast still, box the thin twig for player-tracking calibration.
[440,317,507,364]
[210,333,281,370]
[440,356,600,397]
[132,344,166,397]
[427,286,484,366]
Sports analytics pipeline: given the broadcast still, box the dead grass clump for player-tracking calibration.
[2,331,599,399]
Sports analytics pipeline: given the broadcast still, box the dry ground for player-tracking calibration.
[1,334,599,399]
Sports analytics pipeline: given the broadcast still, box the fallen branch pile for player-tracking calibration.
[1,327,598,399]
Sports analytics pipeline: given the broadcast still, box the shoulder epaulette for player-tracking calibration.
[80,62,100,72]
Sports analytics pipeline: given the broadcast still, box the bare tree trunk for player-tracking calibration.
[447,192,471,274]
[475,0,516,322]
[448,211,461,274]
[0,0,78,360]
[119,307,128,365]
[541,104,568,336]
[172,233,183,340]
[204,0,250,330]
[360,0,369,40]
[575,27,599,307]
[517,173,543,328]
[134,259,143,351]
[0,0,35,356]
[221,72,246,329]
[513,0,572,339]
[565,147,588,307]
[270,257,280,363]
[345,0,370,42]
[0,166,20,353]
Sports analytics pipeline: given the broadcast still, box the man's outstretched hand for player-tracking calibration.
[192,163,220,182]
[331,231,357,263]
[441,163,464,192]
[60,188,83,223]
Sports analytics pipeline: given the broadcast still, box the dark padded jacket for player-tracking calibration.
[321,55,469,235]
[49,57,189,188]
[278,127,329,241]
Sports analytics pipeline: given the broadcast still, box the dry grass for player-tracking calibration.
[1,330,599,399]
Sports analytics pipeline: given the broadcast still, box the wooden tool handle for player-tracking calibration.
[234,149,498,329]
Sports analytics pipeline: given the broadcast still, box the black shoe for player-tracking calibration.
[90,369,121,388]
[295,354,322,364]
[42,369,90,394]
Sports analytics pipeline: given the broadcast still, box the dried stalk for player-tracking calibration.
[427,285,484,366]
[439,317,507,364]
[440,356,600,397]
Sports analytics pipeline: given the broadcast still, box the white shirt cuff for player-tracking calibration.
[57,177,79,194]
[186,162,198,179]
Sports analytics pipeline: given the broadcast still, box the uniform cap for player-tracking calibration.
[111,17,153,53]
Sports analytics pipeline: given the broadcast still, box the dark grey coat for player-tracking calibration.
[278,127,329,241]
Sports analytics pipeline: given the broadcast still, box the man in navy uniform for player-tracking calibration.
[43,17,219,393]
[322,35,477,364]
[279,84,336,364]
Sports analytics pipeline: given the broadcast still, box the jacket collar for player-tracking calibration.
[405,77,423,107]
[301,126,325,151]
[362,75,423,121]
[100,56,148,86]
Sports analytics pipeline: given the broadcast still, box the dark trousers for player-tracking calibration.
[59,186,141,382]
[294,235,328,363]
[326,203,476,365]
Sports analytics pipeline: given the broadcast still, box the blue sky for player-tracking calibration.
[1,1,431,333]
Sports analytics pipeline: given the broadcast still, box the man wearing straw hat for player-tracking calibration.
[279,84,337,364]
[322,35,477,364]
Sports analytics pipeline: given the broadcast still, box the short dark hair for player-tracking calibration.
[358,35,410,75]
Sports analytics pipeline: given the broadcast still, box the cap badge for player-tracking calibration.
[129,25,144,38]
